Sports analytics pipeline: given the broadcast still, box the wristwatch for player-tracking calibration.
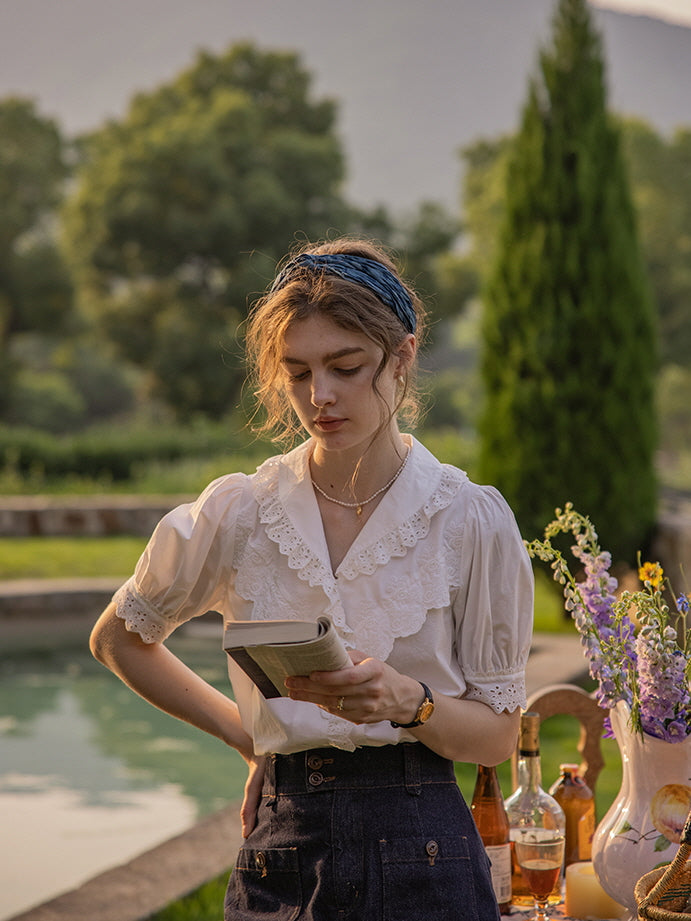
[390,682,435,728]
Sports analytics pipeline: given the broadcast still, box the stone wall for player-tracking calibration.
[0,578,122,652]
[0,495,191,537]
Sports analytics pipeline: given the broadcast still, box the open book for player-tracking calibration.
[219,614,351,699]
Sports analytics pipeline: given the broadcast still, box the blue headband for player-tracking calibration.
[270,252,417,334]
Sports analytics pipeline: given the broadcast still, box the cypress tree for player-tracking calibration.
[479,0,657,563]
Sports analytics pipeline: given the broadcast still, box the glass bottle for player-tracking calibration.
[504,711,566,906]
[549,763,595,867]
[471,764,513,915]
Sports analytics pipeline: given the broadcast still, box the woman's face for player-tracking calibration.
[279,314,411,456]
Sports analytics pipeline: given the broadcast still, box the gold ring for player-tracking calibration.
[336,696,345,711]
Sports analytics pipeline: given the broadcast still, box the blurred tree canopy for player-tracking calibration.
[61,43,353,419]
[621,120,691,368]
[0,98,74,416]
[2,34,689,452]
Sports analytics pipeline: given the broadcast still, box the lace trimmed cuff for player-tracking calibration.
[464,667,527,715]
[112,578,171,644]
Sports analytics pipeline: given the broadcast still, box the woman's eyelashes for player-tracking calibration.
[288,365,362,382]
[287,369,310,382]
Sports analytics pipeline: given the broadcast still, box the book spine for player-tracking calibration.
[226,648,284,699]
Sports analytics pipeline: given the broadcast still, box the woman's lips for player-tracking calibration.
[315,417,345,431]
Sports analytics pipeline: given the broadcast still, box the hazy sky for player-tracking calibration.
[592,0,691,26]
[1,0,688,209]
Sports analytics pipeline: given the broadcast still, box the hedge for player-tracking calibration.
[0,420,261,483]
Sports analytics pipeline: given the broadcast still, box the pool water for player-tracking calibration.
[0,631,247,920]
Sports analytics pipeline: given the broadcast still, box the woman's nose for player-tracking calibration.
[311,375,334,408]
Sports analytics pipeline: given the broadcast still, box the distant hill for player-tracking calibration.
[0,0,689,211]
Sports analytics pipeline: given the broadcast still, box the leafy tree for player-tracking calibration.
[478,0,657,562]
[461,137,512,281]
[390,202,461,313]
[62,43,351,419]
[621,120,691,368]
[0,97,73,415]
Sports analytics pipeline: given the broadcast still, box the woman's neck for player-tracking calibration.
[309,431,409,501]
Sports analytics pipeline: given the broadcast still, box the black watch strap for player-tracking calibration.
[390,681,434,729]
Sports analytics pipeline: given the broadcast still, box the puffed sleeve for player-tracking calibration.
[111,473,251,643]
[454,484,533,713]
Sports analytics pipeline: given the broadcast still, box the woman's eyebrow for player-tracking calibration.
[281,347,365,366]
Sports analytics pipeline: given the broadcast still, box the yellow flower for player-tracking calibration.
[639,561,664,588]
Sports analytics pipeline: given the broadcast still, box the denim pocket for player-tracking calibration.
[225,846,301,921]
[379,834,479,921]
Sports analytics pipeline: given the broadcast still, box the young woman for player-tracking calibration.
[90,237,534,920]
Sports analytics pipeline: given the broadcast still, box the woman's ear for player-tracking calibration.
[394,334,417,377]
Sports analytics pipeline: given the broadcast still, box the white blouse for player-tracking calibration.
[112,436,534,755]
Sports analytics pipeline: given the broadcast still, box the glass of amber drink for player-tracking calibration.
[513,829,565,920]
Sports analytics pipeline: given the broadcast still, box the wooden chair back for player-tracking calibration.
[511,683,606,794]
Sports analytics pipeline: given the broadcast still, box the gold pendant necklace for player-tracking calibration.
[311,448,410,516]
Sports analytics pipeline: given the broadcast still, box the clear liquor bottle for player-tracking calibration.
[504,712,566,906]
[471,764,513,914]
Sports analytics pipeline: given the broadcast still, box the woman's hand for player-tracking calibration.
[284,651,423,726]
[240,754,267,839]
[284,651,521,766]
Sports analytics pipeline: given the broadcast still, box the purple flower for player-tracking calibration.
[526,503,691,741]
[663,720,690,742]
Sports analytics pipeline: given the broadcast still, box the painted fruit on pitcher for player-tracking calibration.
[650,784,691,844]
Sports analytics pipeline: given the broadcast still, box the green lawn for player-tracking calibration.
[150,873,228,921]
[0,535,145,580]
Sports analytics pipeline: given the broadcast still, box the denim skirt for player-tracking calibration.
[224,742,500,921]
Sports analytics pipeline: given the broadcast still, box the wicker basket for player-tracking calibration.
[635,809,691,920]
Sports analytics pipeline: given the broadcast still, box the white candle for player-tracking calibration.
[565,862,627,920]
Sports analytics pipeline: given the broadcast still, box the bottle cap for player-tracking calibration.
[559,763,580,775]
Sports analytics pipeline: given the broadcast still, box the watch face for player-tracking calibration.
[418,700,434,723]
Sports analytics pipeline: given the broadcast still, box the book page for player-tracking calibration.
[222,618,320,648]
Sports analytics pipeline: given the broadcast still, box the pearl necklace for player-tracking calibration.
[311,448,410,516]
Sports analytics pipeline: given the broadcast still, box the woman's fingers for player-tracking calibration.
[284,656,399,723]
[240,755,266,838]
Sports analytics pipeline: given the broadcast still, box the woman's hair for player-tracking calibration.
[245,237,427,445]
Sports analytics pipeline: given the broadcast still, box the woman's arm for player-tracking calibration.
[91,603,253,756]
[90,603,265,835]
[285,653,520,766]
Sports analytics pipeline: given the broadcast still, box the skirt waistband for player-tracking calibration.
[266,742,456,796]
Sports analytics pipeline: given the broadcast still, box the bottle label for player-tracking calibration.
[484,843,512,904]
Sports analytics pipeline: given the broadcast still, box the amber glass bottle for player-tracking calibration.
[471,764,512,914]
[549,763,595,867]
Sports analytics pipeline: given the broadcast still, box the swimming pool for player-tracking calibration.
[0,628,246,920]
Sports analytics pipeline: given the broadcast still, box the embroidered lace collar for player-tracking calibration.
[252,436,466,584]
